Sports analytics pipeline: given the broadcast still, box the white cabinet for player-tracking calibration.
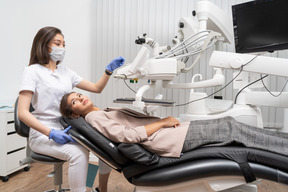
[0,109,28,182]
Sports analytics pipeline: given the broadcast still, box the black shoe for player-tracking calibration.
[95,187,100,192]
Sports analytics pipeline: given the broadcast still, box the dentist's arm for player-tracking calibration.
[18,91,51,136]
[76,75,110,93]
[76,57,125,93]
[18,91,74,144]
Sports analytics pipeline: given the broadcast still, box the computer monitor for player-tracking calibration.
[232,0,288,53]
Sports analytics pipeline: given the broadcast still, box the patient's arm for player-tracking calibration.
[85,112,180,144]
[145,116,180,136]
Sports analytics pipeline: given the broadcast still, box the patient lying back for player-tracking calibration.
[60,92,288,158]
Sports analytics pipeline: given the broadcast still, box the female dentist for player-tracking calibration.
[17,26,124,192]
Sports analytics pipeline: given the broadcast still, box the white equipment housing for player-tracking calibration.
[209,51,288,77]
[196,0,233,43]
[114,0,234,110]
[116,46,178,81]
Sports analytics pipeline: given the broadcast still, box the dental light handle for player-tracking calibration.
[145,94,163,116]
[133,82,156,108]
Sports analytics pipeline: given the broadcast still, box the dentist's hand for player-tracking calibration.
[105,56,125,72]
[49,126,75,144]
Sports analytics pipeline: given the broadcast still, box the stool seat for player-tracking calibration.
[31,151,65,163]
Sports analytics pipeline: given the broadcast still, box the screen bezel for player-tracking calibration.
[232,0,288,53]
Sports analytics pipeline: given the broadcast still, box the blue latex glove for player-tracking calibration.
[49,126,75,144]
[105,56,125,72]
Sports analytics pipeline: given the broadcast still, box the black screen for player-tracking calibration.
[232,0,288,53]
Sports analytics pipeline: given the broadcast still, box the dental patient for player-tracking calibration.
[60,92,288,158]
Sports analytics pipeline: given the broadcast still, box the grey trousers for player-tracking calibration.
[182,116,288,156]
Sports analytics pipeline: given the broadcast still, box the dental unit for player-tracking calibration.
[61,1,288,192]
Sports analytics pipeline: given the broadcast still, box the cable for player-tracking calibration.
[242,54,261,67]
[260,74,288,97]
[174,66,243,107]
[121,74,146,99]
[156,30,212,59]
[232,53,288,103]
[123,79,137,94]
[174,54,261,107]
[180,42,189,63]
[234,74,268,104]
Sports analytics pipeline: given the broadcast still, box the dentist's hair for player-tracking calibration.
[29,26,63,66]
[60,92,75,118]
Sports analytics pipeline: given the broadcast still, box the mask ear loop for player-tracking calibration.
[48,46,52,55]
[48,45,56,55]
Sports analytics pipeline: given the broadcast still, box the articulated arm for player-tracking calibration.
[209,51,288,77]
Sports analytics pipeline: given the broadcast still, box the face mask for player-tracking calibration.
[50,46,65,62]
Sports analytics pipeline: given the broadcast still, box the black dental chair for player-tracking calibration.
[14,98,69,192]
[60,116,288,192]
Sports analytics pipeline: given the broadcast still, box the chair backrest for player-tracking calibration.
[60,117,160,169]
[14,97,34,138]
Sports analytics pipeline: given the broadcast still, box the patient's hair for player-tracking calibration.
[60,92,74,118]
[29,26,63,66]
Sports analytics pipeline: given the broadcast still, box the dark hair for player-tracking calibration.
[60,92,75,118]
[29,26,63,66]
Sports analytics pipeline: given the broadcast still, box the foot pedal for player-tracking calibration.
[114,98,175,106]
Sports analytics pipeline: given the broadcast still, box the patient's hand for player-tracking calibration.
[145,116,180,136]
[160,116,180,128]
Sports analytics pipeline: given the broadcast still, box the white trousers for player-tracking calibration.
[29,119,89,192]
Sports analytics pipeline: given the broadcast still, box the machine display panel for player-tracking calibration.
[232,0,288,53]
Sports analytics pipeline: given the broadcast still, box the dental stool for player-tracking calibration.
[14,98,69,192]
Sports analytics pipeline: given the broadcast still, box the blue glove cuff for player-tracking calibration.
[49,129,55,139]
[105,69,113,76]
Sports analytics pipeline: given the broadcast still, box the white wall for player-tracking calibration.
[0,0,93,105]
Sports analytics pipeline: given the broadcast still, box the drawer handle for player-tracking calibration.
[7,147,26,155]
[7,131,17,135]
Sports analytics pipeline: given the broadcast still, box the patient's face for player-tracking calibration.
[67,92,94,117]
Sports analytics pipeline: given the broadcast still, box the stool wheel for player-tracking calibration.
[1,176,9,182]
[24,166,30,172]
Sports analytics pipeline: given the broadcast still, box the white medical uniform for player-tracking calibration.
[20,64,89,192]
